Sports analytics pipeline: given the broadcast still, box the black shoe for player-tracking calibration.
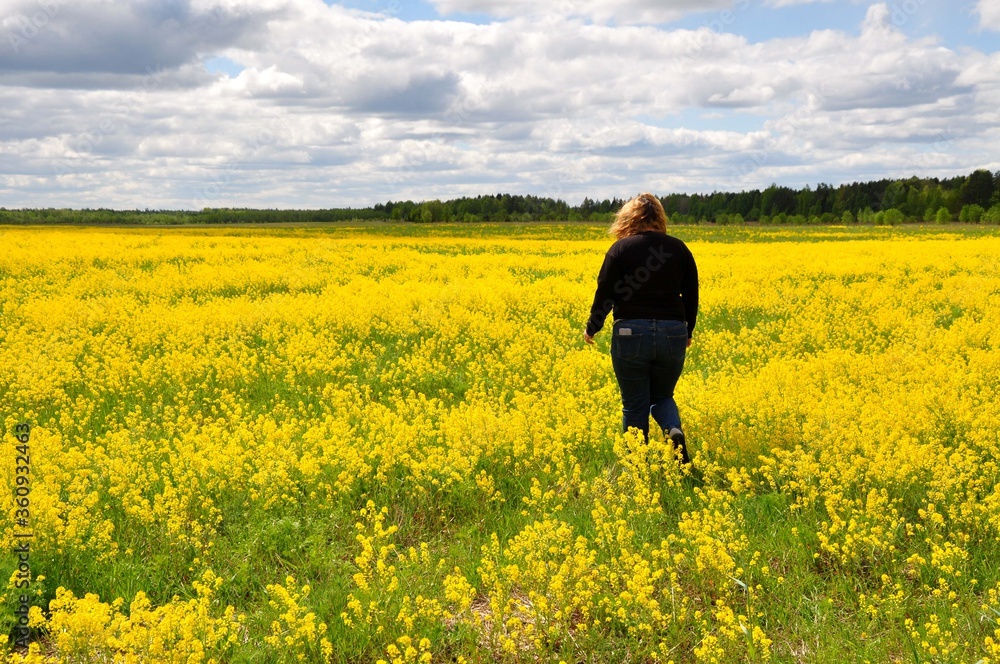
[668,427,692,466]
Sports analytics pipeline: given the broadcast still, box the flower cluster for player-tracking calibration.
[1,224,999,661]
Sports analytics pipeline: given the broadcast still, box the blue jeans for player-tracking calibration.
[610,318,688,441]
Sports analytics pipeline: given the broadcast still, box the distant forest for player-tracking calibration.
[3,169,999,225]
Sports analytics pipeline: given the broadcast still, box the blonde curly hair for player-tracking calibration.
[608,193,668,240]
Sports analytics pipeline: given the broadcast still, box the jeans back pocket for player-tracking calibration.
[612,330,647,361]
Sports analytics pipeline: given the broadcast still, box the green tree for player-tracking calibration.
[984,205,1000,224]
[417,199,449,223]
[797,185,815,216]
[923,186,943,213]
[761,185,796,216]
[935,207,951,224]
[904,186,923,218]
[881,180,907,210]
[882,208,905,226]
[960,169,995,208]
[958,204,984,223]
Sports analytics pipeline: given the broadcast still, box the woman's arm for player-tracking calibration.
[680,244,699,339]
[585,248,619,341]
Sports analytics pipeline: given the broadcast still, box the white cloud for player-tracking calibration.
[976,0,1000,30]
[0,0,285,81]
[0,0,996,208]
[229,66,305,97]
[427,0,731,24]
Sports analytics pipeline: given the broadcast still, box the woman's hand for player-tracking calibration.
[687,337,693,348]
[584,332,595,345]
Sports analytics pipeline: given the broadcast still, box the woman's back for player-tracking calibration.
[595,230,697,331]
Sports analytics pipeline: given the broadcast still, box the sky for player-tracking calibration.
[0,0,998,209]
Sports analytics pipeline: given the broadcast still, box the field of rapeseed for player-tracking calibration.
[1,223,1000,663]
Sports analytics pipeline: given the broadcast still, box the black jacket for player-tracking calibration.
[586,231,699,338]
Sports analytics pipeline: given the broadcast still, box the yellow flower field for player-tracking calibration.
[2,223,1000,663]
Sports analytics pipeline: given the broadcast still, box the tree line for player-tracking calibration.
[2,169,998,225]
[659,169,1000,225]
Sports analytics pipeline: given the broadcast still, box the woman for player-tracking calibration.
[584,193,699,465]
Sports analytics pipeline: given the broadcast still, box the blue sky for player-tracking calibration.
[331,0,994,50]
[333,0,485,22]
[0,0,997,209]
